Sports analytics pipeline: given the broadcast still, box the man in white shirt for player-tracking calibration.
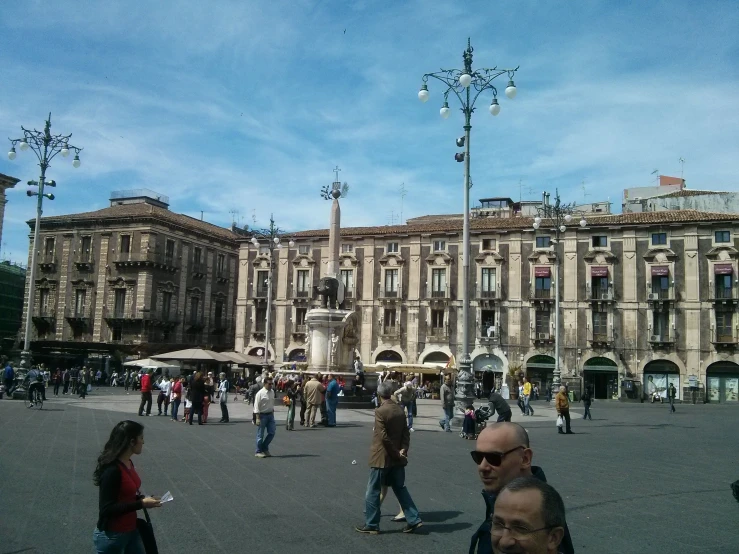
[218,372,230,423]
[157,376,172,416]
[254,377,276,458]
[394,381,417,432]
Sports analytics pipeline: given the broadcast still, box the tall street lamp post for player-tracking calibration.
[532,191,586,390]
[418,39,519,417]
[8,113,83,369]
[250,215,294,369]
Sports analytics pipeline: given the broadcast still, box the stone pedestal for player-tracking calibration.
[305,308,359,373]
[452,357,476,427]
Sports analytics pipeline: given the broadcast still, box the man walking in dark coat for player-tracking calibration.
[488,391,512,422]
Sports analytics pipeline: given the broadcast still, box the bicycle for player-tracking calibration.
[29,387,44,409]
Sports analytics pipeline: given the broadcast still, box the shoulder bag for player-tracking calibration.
[137,506,158,554]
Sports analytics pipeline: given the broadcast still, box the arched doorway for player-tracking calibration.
[288,349,306,362]
[583,357,618,399]
[473,354,503,396]
[376,350,403,363]
[526,355,555,395]
[248,347,271,360]
[643,360,680,401]
[706,361,739,403]
[423,351,450,364]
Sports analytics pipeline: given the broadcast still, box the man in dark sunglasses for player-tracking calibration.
[468,423,574,554]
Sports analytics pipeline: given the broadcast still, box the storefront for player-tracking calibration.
[583,357,619,399]
[643,360,680,400]
[526,355,555,396]
[473,353,504,396]
[706,361,739,403]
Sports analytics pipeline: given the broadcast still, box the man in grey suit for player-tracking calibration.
[355,381,423,535]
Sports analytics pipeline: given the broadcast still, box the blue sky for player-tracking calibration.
[1,0,738,263]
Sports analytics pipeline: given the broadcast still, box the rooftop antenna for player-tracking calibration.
[252,209,257,226]
[400,182,407,225]
[581,181,590,204]
[200,210,203,221]
[651,168,659,184]
[517,179,523,202]
[229,209,239,226]
[678,157,685,181]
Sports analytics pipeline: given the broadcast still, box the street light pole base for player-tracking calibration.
[19,350,33,370]
[453,355,476,426]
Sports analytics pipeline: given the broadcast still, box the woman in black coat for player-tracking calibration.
[188,371,206,425]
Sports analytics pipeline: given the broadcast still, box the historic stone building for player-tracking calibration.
[235,208,739,403]
[21,190,238,365]
[0,171,20,249]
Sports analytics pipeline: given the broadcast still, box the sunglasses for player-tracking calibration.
[470,446,525,466]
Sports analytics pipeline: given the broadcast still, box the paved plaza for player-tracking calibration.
[1,389,737,554]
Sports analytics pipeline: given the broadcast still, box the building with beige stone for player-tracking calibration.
[21,190,238,367]
[235,205,739,404]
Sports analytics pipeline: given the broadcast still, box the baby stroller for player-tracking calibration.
[460,406,493,439]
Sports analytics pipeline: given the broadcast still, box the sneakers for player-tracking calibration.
[403,521,423,533]
[263,451,272,457]
[255,452,267,458]
[438,421,445,429]
[391,515,406,522]
[408,427,415,433]
[355,526,379,535]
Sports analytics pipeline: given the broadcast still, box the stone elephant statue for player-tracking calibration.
[314,276,340,309]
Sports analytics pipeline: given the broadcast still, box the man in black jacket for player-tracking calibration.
[469,423,574,554]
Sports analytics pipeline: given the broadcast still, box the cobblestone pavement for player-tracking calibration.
[1,389,737,553]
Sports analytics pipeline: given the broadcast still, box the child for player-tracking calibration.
[462,404,476,439]
[183,395,192,424]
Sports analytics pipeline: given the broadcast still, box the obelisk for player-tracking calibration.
[327,192,340,277]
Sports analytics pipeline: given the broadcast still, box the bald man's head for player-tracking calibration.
[473,423,533,494]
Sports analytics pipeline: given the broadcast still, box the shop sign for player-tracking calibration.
[714,264,733,275]
[651,266,669,276]
[688,375,698,388]
[591,266,608,277]
[534,266,551,277]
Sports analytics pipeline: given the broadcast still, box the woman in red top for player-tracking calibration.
[93,420,161,553]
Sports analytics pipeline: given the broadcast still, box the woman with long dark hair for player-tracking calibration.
[188,371,205,425]
[92,420,161,553]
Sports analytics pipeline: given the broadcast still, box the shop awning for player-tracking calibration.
[714,264,733,275]
[534,266,551,277]
[591,266,608,277]
[651,266,669,276]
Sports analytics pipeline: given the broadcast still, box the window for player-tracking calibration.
[481,268,496,297]
[81,236,92,261]
[75,289,86,315]
[341,243,354,253]
[295,307,307,326]
[715,274,732,299]
[190,297,199,324]
[217,253,226,275]
[44,237,55,256]
[165,239,175,262]
[651,276,669,299]
[111,326,122,342]
[214,301,224,328]
[481,309,496,336]
[255,307,267,332]
[114,289,126,318]
[256,270,269,296]
[296,270,310,296]
[715,230,731,243]
[384,308,397,328]
[592,311,608,340]
[716,308,733,341]
[431,309,444,329]
[591,276,609,298]
[384,269,398,296]
[298,244,310,255]
[259,245,270,255]
[652,311,669,338]
[482,238,496,251]
[38,289,50,316]
[535,310,550,335]
[161,292,172,319]
[592,235,607,248]
[120,235,131,255]
[340,269,353,295]
[535,276,551,298]
[535,236,551,248]
[433,240,446,252]
[387,242,399,253]
[431,268,447,297]
[652,233,667,246]
[193,247,202,265]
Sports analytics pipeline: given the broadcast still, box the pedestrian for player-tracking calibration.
[157,376,172,416]
[439,375,454,432]
[523,377,534,416]
[70,367,79,395]
[284,380,297,430]
[92,420,161,553]
[668,382,677,413]
[516,380,526,415]
[581,387,593,420]
[3,361,15,395]
[79,367,88,399]
[298,380,307,426]
[555,386,573,435]
[110,371,119,387]
[188,372,205,425]
[136,370,152,416]
[533,384,539,400]
[546,384,552,403]
[96,369,103,386]
[203,372,215,423]
[353,356,364,397]
[303,372,325,428]
[394,381,417,432]
[491,477,569,554]
[355,380,423,535]
[254,377,276,458]
[488,390,512,422]
[52,369,62,396]
[62,368,70,395]
[325,373,340,427]
[171,377,184,422]
[218,372,230,423]
[124,370,131,392]
[468,422,575,554]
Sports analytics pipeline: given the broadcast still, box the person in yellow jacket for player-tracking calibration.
[522,377,534,416]
[555,386,573,434]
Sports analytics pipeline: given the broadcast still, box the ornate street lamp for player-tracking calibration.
[8,113,83,369]
[418,39,519,417]
[532,190,586,389]
[249,214,294,368]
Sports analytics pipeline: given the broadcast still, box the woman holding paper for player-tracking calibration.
[92,420,161,553]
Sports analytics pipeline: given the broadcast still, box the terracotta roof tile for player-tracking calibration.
[653,189,727,199]
[290,210,739,239]
[36,203,237,243]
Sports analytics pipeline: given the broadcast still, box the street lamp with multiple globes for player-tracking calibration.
[418,39,519,416]
[532,190,587,390]
[249,215,294,369]
[8,113,83,369]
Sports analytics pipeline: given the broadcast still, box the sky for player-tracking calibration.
[1,0,738,263]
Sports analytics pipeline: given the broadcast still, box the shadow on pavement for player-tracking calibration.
[414,521,473,534]
[419,510,463,522]
[275,454,320,459]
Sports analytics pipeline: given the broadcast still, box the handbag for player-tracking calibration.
[137,507,159,554]
[556,415,564,428]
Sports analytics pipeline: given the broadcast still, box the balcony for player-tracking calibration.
[533,331,554,345]
[711,329,738,347]
[427,327,449,342]
[32,308,56,327]
[292,324,308,339]
[477,286,501,305]
[192,262,206,279]
[647,285,675,304]
[343,288,355,299]
[103,306,144,322]
[38,253,57,272]
[588,330,614,347]
[293,288,312,303]
[479,325,500,346]
[379,285,402,303]
[532,288,553,303]
[381,325,401,338]
[65,305,92,325]
[709,283,737,303]
[148,311,180,328]
[648,333,675,346]
[186,315,204,331]
[216,269,229,284]
[113,253,179,274]
[211,318,230,334]
[426,285,453,304]
[588,287,615,303]
[73,253,95,272]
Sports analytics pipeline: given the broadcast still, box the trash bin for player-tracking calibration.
[568,391,574,403]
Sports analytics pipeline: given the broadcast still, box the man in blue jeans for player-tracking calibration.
[254,377,276,458]
[439,375,454,432]
[355,381,423,534]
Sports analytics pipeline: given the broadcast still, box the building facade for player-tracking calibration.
[235,209,739,403]
[0,261,26,348]
[21,190,238,366]
[0,172,20,249]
